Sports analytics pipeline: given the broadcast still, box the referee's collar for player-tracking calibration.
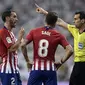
[83,29,85,32]
[79,28,85,34]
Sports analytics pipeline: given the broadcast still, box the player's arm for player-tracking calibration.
[36,5,68,29]
[8,27,24,52]
[56,35,73,69]
[56,44,73,70]
[21,29,34,70]
[21,39,29,62]
[61,45,73,64]
[21,39,32,70]
[59,35,73,64]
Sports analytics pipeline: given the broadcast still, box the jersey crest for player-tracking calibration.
[6,37,12,43]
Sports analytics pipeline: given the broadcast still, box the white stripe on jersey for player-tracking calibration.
[35,59,38,70]
[33,59,55,71]
[52,62,55,71]
[6,52,11,73]
[6,61,11,73]
[46,61,50,70]
[1,58,5,73]
[32,65,34,70]
[41,61,44,70]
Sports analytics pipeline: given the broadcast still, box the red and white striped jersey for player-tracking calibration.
[32,59,55,71]
[26,27,69,71]
[0,27,19,73]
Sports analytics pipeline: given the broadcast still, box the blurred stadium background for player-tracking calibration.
[0,0,84,85]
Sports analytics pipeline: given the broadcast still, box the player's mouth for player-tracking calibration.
[14,21,17,25]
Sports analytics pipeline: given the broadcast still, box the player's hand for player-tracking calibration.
[18,27,25,40]
[20,38,25,46]
[26,61,33,71]
[35,4,48,15]
[54,61,62,70]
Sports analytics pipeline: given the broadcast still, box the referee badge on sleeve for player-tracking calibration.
[6,37,12,43]
[78,42,83,49]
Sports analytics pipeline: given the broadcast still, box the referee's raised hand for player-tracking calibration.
[35,3,48,15]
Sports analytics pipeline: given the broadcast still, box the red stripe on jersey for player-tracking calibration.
[14,57,16,69]
[9,53,12,72]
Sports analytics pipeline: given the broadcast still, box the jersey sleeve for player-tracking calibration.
[26,30,33,43]
[67,24,78,37]
[0,30,13,48]
[59,34,69,48]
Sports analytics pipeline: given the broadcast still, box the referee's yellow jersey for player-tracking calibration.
[68,24,85,62]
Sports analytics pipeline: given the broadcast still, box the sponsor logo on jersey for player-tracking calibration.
[6,37,12,43]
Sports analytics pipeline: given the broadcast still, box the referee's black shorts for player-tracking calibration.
[69,62,85,85]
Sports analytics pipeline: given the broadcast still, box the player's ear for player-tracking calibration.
[81,19,85,24]
[6,16,10,21]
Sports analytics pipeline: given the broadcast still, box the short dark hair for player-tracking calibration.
[75,11,85,20]
[45,12,58,26]
[1,10,12,22]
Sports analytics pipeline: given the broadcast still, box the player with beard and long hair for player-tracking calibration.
[0,10,24,85]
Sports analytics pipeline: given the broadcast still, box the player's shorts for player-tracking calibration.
[69,62,85,85]
[0,72,22,85]
[28,70,57,85]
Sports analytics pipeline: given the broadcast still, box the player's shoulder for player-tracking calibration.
[0,28,4,31]
[51,29,64,38]
[0,28,6,34]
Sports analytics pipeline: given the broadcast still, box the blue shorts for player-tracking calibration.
[28,70,57,85]
[0,72,22,85]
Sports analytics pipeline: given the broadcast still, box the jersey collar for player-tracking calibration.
[4,26,8,30]
[44,26,53,30]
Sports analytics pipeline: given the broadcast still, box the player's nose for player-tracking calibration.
[16,18,18,22]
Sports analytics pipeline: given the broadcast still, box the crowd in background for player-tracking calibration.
[0,0,84,84]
